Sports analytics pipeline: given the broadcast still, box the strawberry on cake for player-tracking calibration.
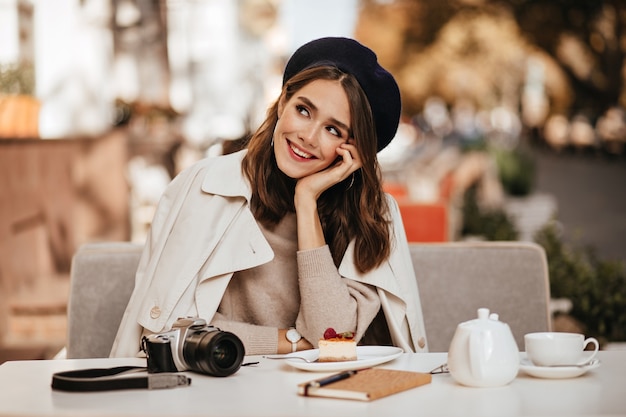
[318,328,357,362]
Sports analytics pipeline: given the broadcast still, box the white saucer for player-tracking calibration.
[273,346,403,372]
[519,358,601,379]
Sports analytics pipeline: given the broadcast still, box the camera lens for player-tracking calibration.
[183,329,245,377]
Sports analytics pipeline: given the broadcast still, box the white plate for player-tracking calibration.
[519,358,601,379]
[276,346,403,372]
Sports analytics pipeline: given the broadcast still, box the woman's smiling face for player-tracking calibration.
[273,79,352,179]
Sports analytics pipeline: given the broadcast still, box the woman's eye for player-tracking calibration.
[327,126,341,137]
[296,105,309,117]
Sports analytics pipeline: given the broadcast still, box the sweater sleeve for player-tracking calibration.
[210,313,279,355]
[295,245,380,347]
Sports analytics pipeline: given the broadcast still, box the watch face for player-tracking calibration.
[286,328,301,343]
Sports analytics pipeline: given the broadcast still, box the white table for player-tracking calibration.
[0,351,624,417]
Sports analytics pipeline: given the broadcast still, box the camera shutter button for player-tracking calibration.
[150,306,161,319]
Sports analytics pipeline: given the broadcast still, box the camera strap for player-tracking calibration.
[51,366,192,392]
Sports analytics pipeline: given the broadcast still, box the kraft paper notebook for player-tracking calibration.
[297,368,432,401]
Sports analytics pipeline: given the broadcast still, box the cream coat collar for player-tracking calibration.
[200,150,251,200]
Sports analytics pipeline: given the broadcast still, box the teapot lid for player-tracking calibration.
[477,308,490,320]
[461,308,508,328]
[477,307,500,321]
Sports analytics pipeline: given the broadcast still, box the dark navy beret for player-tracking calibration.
[283,37,401,152]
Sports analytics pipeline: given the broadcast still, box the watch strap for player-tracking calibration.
[287,327,301,352]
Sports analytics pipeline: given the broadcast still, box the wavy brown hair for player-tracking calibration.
[241,66,391,273]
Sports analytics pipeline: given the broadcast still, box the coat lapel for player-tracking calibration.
[338,240,402,297]
[198,150,274,277]
[139,151,273,331]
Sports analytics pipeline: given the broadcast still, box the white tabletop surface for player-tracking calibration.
[0,351,624,417]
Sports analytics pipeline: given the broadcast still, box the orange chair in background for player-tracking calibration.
[382,182,409,201]
[397,202,448,242]
[383,182,449,242]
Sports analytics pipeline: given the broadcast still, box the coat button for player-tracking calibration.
[150,306,161,319]
[418,337,426,349]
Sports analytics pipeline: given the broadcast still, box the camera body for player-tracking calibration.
[142,317,244,377]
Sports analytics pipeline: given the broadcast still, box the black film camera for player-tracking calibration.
[142,317,245,377]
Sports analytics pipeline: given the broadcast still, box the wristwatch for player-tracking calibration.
[286,327,302,352]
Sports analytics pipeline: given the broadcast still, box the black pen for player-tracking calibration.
[307,369,358,388]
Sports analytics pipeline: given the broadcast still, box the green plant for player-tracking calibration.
[491,146,536,196]
[535,222,626,344]
[0,63,35,95]
[461,185,519,241]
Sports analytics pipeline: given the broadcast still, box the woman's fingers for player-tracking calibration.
[295,142,362,200]
[337,143,362,177]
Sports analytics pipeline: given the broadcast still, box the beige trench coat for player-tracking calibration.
[110,150,428,357]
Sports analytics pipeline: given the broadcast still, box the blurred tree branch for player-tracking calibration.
[358,0,625,119]
[502,0,625,117]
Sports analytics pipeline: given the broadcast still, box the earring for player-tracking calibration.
[271,121,278,147]
[346,173,355,190]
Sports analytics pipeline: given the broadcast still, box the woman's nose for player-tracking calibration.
[299,123,320,147]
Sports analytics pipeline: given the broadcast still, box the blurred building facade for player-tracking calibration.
[0,0,362,359]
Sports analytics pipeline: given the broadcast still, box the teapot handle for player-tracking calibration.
[469,330,486,381]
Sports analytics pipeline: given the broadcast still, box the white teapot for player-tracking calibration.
[447,308,520,387]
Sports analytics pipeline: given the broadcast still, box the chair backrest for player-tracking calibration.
[66,242,142,358]
[66,240,551,357]
[410,241,552,352]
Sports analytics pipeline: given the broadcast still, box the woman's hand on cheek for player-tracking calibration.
[294,142,361,250]
[295,142,362,202]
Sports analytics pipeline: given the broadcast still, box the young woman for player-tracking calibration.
[110,37,427,357]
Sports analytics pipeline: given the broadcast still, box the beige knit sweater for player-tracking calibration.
[211,213,380,355]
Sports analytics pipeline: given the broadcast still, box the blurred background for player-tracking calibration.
[1,0,625,362]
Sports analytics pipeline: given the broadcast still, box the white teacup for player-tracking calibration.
[524,332,599,367]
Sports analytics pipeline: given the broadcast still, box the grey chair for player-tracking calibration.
[410,241,552,352]
[66,240,551,357]
[66,242,142,358]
